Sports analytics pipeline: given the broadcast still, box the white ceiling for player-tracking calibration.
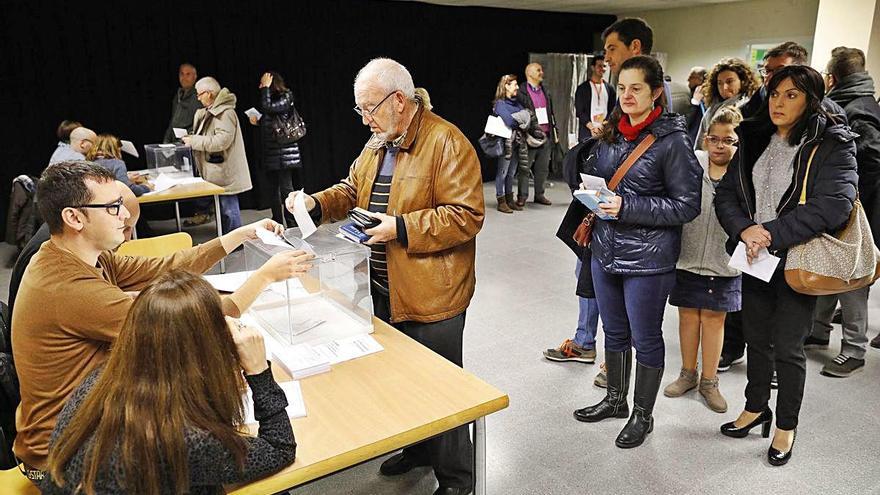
[396,0,744,15]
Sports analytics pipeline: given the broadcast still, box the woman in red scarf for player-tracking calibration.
[573,56,702,449]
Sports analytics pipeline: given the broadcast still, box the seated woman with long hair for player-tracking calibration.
[45,270,296,494]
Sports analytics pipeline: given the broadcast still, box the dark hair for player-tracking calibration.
[764,41,809,65]
[37,161,117,235]
[763,64,829,146]
[268,70,289,94]
[602,18,654,54]
[56,120,82,142]
[601,56,665,143]
[702,58,760,106]
[591,53,605,65]
[827,46,866,81]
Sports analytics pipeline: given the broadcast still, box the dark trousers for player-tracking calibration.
[741,271,816,430]
[372,294,474,489]
[268,168,300,226]
[590,257,675,368]
[722,310,745,358]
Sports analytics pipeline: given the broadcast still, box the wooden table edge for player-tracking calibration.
[227,394,509,494]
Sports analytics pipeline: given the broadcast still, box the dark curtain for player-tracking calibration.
[0,0,614,231]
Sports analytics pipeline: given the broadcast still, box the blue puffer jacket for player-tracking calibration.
[590,113,702,275]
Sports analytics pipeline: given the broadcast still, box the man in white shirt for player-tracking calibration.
[574,54,616,142]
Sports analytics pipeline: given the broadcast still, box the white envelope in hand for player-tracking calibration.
[728,242,780,283]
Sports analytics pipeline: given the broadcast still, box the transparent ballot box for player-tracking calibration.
[143,143,195,177]
[245,226,373,347]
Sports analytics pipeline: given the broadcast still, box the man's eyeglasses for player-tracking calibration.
[758,67,777,78]
[353,91,398,119]
[705,136,738,147]
[74,197,125,216]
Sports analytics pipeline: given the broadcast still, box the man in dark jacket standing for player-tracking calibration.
[163,63,201,143]
[516,62,556,206]
[574,54,616,143]
[807,47,880,364]
[740,42,808,119]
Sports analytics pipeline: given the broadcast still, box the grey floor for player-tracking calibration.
[2,183,879,494]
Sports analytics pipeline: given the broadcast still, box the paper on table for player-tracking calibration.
[535,107,549,125]
[245,107,263,120]
[242,380,306,424]
[728,242,780,283]
[312,334,384,365]
[204,270,307,296]
[255,227,292,248]
[173,128,187,139]
[292,190,317,239]
[484,115,512,139]
[120,140,139,158]
[140,174,204,195]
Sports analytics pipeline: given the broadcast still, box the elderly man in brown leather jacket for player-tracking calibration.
[286,57,484,495]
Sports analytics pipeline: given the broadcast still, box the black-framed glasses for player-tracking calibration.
[705,136,738,147]
[353,91,398,119]
[758,67,777,78]
[74,197,125,216]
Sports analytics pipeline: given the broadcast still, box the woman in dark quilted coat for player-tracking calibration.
[572,56,702,450]
[255,71,303,224]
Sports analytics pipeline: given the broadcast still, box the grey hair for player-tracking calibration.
[354,58,415,100]
[194,76,221,95]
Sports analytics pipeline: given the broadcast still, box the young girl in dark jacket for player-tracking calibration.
[714,65,857,466]
[573,56,702,449]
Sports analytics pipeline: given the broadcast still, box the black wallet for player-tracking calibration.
[348,207,381,230]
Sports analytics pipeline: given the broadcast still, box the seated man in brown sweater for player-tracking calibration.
[11,161,313,475]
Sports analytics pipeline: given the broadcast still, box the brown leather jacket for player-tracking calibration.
[313,105,485,323]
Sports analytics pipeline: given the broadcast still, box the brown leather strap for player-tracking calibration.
[608,134,656,191]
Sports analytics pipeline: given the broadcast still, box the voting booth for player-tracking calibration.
[143,143,196,176]
[244,225,373,347]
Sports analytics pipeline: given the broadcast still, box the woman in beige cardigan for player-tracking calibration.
[183,76,253,233]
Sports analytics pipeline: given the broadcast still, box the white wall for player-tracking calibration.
[620,0,819,84]
[812,0,877,73]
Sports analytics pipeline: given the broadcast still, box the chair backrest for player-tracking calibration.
[116,232,193,258]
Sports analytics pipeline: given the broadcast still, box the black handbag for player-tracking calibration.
[478,133,504,158]
[271,106,307,145]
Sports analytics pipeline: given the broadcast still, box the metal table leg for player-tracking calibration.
[174,201,183,232]
[214,194,225,273]
[474,417,486,495]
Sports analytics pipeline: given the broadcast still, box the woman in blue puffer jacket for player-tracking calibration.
[573,56,702,449]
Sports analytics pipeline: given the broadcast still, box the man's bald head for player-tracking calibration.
[525,63,544,86]
[70,127,97,155]
[117,181,140,241]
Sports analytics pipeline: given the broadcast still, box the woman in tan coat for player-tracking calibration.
[183,77,253,233]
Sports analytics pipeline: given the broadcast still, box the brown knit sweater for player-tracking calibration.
[11,238,228,469]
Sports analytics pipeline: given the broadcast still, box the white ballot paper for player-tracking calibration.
[255,227,292,248]
[312,334,384,365]
[173,127,187,139]
[242,380,306,424]
[535,107,549,125]
[204,270,306,296]
[292,190,317,239]
[484,115,512,139]
[120,140,138,158]
[245,107,263,120]
[728,242,780,283]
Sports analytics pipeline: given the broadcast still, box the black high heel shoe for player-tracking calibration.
[768,428,797,466]
[720,408,772,438]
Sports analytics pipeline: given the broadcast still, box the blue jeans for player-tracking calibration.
[495,155,517,197]
[219,194,242,234]
[574,259,599,349]
[591,257,675,368]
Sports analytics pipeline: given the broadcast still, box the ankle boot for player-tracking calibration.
[574,349,631,422]
[496,196,513,214]
[663,368,697,397]
[615,362,663,448]
[505,193,522,211]
[699,375,728,413]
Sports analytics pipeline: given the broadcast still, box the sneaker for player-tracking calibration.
[770,371,778,389]
[870,333,880,349]
[543,339,596,363]
[803,335,830,349]
[821,354,866,378]
[717,353,745,372]
[594,362,607,388]
[184,212,213,226]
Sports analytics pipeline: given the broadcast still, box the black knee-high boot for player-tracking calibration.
[574,349,631,422]
[616,362,664,448]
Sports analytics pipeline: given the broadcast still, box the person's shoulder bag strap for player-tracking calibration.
[608,133,656,191]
